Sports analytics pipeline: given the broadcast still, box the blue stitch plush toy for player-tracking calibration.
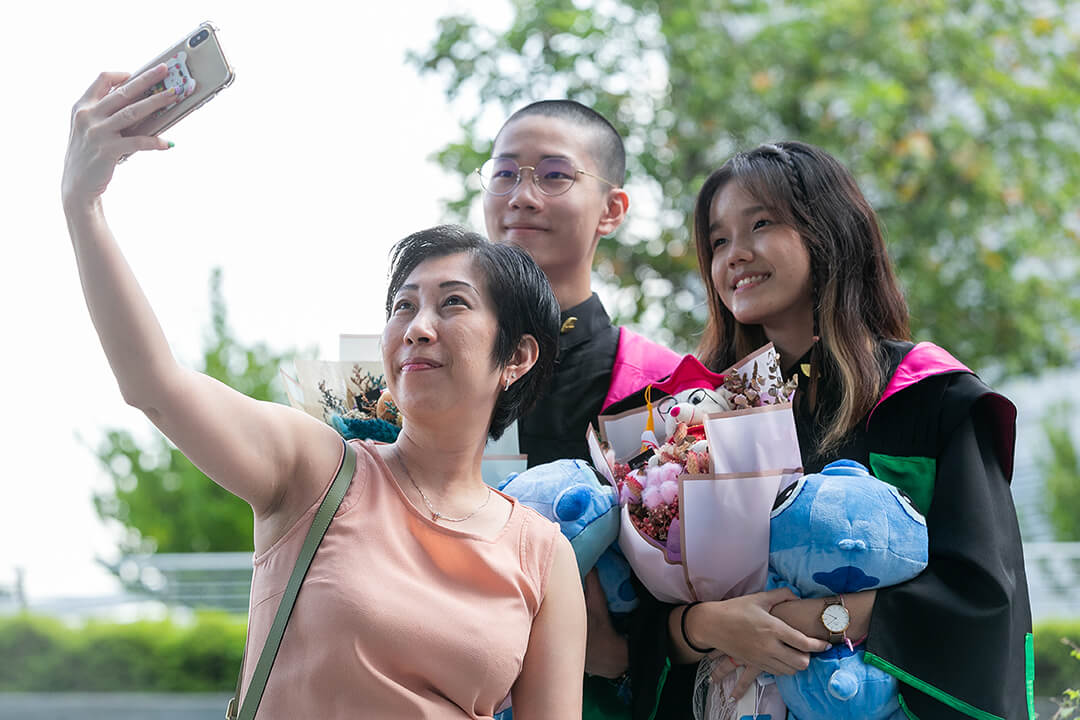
[498,458,637,614]
[767,459,928,720]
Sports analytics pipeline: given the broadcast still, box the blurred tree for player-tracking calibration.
[92,269,297,555]
[1042,402,1080,541]
[413,0,1080,378]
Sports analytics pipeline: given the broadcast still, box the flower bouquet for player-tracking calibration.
[592,343,802,719]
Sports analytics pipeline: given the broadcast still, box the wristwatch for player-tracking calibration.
[821,595,850,645]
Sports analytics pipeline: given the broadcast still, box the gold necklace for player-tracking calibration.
[392,448,491,523]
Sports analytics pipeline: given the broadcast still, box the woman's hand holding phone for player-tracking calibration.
[62,65,178,210]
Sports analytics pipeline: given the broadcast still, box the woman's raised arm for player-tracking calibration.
[62,67,340,540]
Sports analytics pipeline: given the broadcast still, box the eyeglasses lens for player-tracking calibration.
[478,158,578,196]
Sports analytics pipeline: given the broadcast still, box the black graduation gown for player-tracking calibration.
[624,340,1033,720]
[857,342,1032,720]
[520,293,620,468]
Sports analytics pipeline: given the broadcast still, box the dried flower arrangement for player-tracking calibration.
[318,369,402,442]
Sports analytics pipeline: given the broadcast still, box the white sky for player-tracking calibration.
[0,2,513,600]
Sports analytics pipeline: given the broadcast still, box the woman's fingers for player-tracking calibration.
[760,586,798,608]
[78,71,131,107]
[117,135,173,156]
[95,64,169,119]
[730,665,762,699]
[101,83,185,133]
[709,653,739,683]
[63,70,176,207]
[776,620,830,654]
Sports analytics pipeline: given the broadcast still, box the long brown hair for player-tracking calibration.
[693,141,910,455]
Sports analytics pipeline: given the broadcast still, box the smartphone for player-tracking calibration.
[121,22,235,140]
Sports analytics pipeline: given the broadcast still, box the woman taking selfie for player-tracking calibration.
[62,65,585,719]
[629,141,1031,719]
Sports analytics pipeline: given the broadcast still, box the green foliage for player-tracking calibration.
[1050,638,1080,719]
[1042,401,1080,541]
[92,269,298,555]
[1,612,1076,695]
[413,0,1080,377]
[0,612,246,691]
[1035,623,1080,712]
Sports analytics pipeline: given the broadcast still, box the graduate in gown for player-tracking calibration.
[609,141,1032,720]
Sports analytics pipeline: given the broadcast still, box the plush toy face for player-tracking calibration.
[658,386,731,438]
[650,354,730,440]
[768,460,925,720]
[769,460,928,597]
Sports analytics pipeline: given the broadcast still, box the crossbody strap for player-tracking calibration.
[226,439,357,720]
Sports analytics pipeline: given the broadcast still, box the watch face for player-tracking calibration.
[822,604,850,632]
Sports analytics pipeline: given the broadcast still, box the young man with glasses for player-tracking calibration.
[480,100,680,718]
[480,100,680,468]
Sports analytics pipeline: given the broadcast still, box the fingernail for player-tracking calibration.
[166,141,175,149]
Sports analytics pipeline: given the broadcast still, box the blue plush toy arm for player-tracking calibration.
[595,546,638,614]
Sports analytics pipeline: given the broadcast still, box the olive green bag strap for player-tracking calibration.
[225,439,356,720]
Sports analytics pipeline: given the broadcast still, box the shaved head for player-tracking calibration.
[499,100,626,187]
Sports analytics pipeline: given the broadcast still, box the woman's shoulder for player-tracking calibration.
[513,501,562,558]
[510,501,563,598]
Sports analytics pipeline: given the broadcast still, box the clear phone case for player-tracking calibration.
[122,21,235,139]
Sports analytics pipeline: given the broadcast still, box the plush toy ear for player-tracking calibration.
[553,485,591,522]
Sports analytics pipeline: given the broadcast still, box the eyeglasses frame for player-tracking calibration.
[475,158,619,197]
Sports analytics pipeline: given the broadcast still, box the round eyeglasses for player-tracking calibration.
[476,157,618,197]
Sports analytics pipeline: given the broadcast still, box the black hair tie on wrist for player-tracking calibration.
[681,601,714,654]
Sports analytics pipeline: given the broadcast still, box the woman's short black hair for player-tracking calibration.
[385,225,560,441]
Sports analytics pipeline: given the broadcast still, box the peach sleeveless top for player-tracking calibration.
[239,440,560,719]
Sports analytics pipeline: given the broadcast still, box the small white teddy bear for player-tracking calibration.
[641,355,732,453]
[655,355,732,438]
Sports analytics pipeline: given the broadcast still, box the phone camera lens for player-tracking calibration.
[189,30,207,48]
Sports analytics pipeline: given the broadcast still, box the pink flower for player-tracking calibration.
[621,474,643,504]
[642,485,664,510]
[640,466,662,489]
[660,480,678,505]
[658,461,682,485]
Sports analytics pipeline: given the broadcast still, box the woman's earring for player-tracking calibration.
[504,372,516,392]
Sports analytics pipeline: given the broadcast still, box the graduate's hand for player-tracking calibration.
[686,588,830,676]
[583,569,628,678]
[770,589,877,644]
[707,653,764,700]
[731,664,763,700]
[63,66,176,209]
